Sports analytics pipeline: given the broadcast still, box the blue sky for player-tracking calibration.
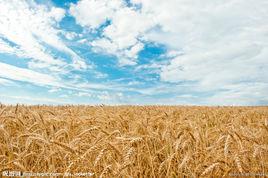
[0,0,267,105]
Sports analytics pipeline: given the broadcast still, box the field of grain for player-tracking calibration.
[0,105,267,177]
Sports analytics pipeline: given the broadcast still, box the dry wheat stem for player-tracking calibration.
[0,105,267,178]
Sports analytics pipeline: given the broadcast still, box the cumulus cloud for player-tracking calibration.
[1,0,267,105]
[70,0,123,29]
[132,0,268,104]
[205,83,268,105]
[149,1,268,83]
[0,0,88,71]
[70,0,155,65]
[71,0,268,104]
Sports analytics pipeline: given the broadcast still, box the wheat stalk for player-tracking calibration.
[224,135,231,157]
[1,105,267,178]
[234,154,243,173]
[94,148,106,166]
[99,164,112,178]
[201,163,220,176]
[50,140,77,154]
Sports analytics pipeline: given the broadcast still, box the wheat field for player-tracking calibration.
[0,105,267,177]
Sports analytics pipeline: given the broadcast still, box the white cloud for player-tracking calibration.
[48,87,62,93]
[0,62,60,86]
[101,7,154,49]
[77,92,92,97]
[129,0,268,103]
[70,0,123,29]
[49,7,66,22]
[62,31,79,40]
[0,62,110,93]
[71,0,268,103]
[0,94,69,105]
[205,83,268,106]
[59,94,69,98]
[0,38,20,54]
[96,91,124,102]
[1,0,267,105]
[0,0,88,71]
[71,0,268,83]
[70,0,155,65]
[0,77,15,86]
[154,1,268,91]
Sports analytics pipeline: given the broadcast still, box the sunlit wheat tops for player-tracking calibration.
[0,105,267,177]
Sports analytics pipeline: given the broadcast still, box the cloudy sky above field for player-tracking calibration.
[0,0,267,105]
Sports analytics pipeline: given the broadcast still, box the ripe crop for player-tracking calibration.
[0,105,267,177]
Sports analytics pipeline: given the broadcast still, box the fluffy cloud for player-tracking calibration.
[205,83,268,105]
[0,0,88,72]
[71,0,268,104]
[155,2,267,88]
[131,0,268,104]
[70,0,155,65]
[1,0,267,105]
[70,0,123,29]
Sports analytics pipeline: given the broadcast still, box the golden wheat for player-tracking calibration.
[0,105,267,177]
